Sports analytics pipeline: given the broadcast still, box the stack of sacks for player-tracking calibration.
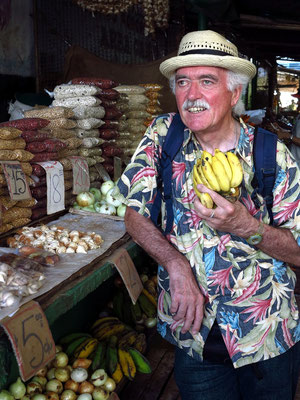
[0,123,40,233]
[114,85,151,160]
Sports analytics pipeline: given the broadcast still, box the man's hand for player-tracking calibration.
[168,258,205,335]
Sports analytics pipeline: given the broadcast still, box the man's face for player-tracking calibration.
[175,66,240,133]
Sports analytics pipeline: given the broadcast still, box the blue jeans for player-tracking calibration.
[174,342,300,400]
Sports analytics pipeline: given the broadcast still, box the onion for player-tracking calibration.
[45,380,63,394]
[78,381,94,394]
[76,192,95,207]
[60,390,77,400]
[46,368,56,380]
[91,388,109,400]
[31,394,47,400]
[77,395,92,400]
[64,380,79,392]
[54,367,70,382]
[31,376,47,389]
[20,396,30,400]
[103,377,116,393]
[36,367,48,377]
[9,377,26,399]
[44,392,59,400]
[55,345,63,353]
[72,359,92,369]
[26,382,42,396]
[0,390,15,400]
[144,317,157,328]
[70,368,88,383]
[53,352,69,368]
[90,369,107,387]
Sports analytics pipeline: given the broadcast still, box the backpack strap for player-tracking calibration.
[251,127,278,225]
[150,113,185,235]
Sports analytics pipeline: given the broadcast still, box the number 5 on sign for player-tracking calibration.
[1,301,56,381]
[1,161,32,200]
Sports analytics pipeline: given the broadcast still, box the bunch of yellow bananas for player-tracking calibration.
[193,149,243,209]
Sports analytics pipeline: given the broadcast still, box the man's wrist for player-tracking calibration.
[245,220,264,245]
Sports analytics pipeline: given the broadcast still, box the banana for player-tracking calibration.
[131,301,143,324]
[59,332,91,346]
[91,341,106,372]
[226,151,243,188]
[200,192,214,209]
[142,288,157,307]
[211,156,231,193]
[118,348,136,380]
[128,347,152,374]
[73,337,98,359]
[113,291,124,321]
[112,362,123,384]
[214,148,232,181]
[106,336,119,376]
[202,150,213,164]
[90,316,119,333]
[91,319,122,337]
[193,164,202,185]
[65,336,91,357]
[198,161,214,190]
[94,322,126,341]
[201,158,221,192]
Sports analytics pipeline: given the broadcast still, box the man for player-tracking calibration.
[117,30,300,399]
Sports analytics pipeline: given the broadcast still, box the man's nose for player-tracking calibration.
[187,80,201,100]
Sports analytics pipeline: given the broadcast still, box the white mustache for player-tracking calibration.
[182,99,210,110]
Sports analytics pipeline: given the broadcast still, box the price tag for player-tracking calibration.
[110,248,143,304]
[1,301,56,381]
[0,161,32,200]
[69,156,90,194]
[113,156,122,182]
[37,161,65,214]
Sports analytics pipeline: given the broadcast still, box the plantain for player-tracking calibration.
[226,151,243,188]
[59,332,91,346]
[90,341,107,372]
[112,362,123,384]
[91,319,121,337]
[106,335,119,376]
[73,337,98,359]
[144,279,157,297]
[113,291,124,321]
[94,322,126,341]
[65,336,91,357]
[138,293,157,318]
[131,301,143,324]
[142,288,157,307]
[133,333,147,354]
[128,347,152,374]
[118,330,139,349]
[118,348,136,380]
[211,156,231,193]
[90,316,119,333]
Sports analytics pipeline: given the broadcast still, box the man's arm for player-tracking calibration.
[124,206,204,334]
[194,185,300,266]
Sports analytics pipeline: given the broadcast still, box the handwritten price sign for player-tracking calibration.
[70,156,90,194]
[1,161,32,200]
[1,301,56,381]
[110,248,143,304]
[37,161,65,214]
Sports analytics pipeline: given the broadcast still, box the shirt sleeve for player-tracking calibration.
[116,115,170,218]
[272,140,300,243]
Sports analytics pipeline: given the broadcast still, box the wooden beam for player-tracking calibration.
[239,14,300,31]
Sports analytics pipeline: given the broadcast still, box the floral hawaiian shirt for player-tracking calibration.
[117,113,300,368]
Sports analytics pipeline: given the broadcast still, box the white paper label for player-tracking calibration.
[37,161,65,214]
[1,161,32,200]
[69,156,90,194]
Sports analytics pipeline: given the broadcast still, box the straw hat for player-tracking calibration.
[160,30,256,79]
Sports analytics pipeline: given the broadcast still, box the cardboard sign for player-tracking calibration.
[70,156,90,194]
[1,301,56,381]
[110,248,143,304]
[37,161,65,214]
[113,156,122,181]
[95,163,111,182]
[1,161,32,200]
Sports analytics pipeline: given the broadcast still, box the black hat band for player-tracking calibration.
[179,49,234,57]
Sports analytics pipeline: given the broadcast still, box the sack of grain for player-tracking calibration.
[53,96,100,108]
[115,85,146,94]
[72,105,105,119]
[0,138,26,150]
[0,127,22,140]
[24,106,74,119]
[54,84,100,99]
[77,118,104,130]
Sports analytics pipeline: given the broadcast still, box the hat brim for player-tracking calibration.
[159,54,257,79]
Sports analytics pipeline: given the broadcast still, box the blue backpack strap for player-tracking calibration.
[150,113,185,234]
[251,127,277,225]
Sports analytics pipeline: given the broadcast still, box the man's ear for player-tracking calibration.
[231,84,243,107]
